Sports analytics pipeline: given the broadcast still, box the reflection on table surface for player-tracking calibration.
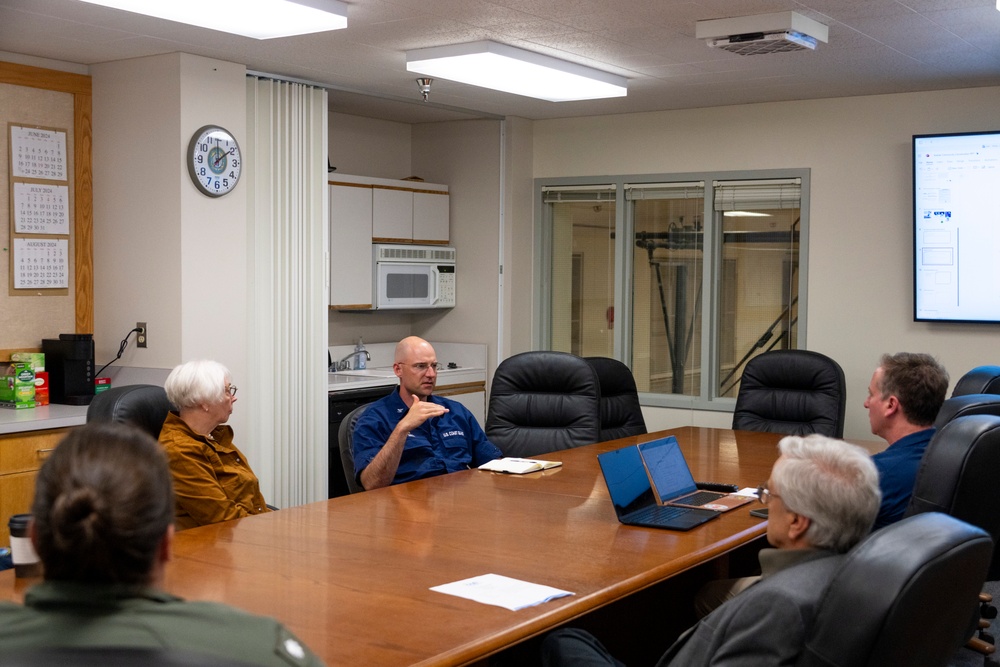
[3,427,847,666]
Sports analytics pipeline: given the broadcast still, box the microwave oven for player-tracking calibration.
[373,244,456,309]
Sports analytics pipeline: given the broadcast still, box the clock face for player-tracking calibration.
[187,125,242,197]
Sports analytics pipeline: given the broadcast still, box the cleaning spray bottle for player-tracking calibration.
[354,338,367,370]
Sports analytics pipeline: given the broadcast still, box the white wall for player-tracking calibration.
[329,112,411,180]
[411,120,503,377]
[532,86,1000,441]
[327,112,414,348]
[91,53,251,446]
[92,54,183,369]
[502,117,536,359]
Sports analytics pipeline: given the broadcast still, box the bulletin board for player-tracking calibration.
[0,62,93,356]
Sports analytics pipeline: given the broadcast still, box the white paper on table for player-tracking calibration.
[430,573,574,611]
[734,487,761,497]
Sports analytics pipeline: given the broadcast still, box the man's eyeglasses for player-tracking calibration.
[756,484,779,505]
[225,384,238,397]
[403,362,440,373]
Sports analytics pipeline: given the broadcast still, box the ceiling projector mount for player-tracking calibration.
[696,11,829,56]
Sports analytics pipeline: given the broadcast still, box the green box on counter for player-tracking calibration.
[10,352,44,371]
[0,362,36,409]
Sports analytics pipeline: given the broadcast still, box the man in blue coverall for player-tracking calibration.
[864,352,948,529]
[352,336,502,490]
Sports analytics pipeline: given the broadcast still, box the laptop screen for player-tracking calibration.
[598,445,656,517]
[638,436,699,503]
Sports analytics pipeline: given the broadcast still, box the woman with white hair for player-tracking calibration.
[159,359,270,529]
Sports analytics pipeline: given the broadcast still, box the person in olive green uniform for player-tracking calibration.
[0,422,323,667]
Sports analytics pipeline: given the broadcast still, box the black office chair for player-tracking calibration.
[797,513,992,667]
[932,393,1000,430]
[585,357,647,442]
[952,365,1000,397]
[486,351,601,458]
[339,403,370,494]
[86,384,174,440]
[904,414,1000,654]
[88,383,279,511]
[732,349,847,438]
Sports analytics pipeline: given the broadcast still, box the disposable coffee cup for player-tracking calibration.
[8,514,42,578]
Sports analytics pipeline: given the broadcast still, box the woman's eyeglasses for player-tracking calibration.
[756,484,779,505]
[225,384,238,397]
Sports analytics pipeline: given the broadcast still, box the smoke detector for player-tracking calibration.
[695,11,829,56]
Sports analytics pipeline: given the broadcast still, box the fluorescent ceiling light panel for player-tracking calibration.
[76,0,348,39]
[406,41,627,102]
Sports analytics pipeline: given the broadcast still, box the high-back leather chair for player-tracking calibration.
[338,403,369,494]
[732,350,846,437]
[585,356,647,442]
[905,414,1000,580]
[903,414,1000,655]
[932,393,1000,430]
[86,384,174,440]
[952,365,1000,397]
[796,513,992,667]
[486,351,601,458]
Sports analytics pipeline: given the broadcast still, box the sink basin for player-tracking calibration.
[331,368,397,378]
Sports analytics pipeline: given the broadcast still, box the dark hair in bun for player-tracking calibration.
[31,421,174,585]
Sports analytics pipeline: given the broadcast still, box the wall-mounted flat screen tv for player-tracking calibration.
[913,130,1000,323]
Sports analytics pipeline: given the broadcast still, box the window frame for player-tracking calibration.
[534,168,811,413]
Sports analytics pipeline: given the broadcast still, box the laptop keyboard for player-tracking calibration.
[676,490,724,506]
[629,505,690,523]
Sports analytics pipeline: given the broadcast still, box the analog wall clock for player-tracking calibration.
[187,125,242,197]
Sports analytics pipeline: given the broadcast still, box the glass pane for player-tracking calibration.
[631,197,704,396]
[717,208,800,398]
[549,199,615,356]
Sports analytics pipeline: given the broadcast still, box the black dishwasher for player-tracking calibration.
[328,386,393,498]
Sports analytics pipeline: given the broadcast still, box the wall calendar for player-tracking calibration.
[12,238,69,289]
[7,123,71,294]
[10,125,67,181]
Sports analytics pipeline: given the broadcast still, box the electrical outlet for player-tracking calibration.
[136,322,147,348]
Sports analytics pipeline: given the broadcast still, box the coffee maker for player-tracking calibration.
[42,333,95,405]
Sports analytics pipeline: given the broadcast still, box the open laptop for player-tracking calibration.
[597,445,719,531]
[638,436,753,512]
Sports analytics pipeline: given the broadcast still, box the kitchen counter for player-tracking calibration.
[328,366,485,393]
[327,341,487,395]
[0,403,89,435]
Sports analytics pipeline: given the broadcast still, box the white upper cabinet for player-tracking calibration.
[329,183,373,309]
[412,191,450,242]
[370,183,449,244]
[372,188,413,241]
[329,175,450,309]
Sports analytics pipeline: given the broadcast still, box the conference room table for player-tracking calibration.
[0,427,817,665]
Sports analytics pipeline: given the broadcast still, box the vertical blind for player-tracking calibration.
[245,77,328,507]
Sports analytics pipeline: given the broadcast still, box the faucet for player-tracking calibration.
[334,349,371,371]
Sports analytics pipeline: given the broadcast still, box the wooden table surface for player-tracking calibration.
[0,427,789,666]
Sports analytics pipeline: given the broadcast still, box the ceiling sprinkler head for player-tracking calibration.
[416,77,432,102]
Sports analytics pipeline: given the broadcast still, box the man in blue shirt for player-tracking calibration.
[352,336,502,490]
[864,352,948,529]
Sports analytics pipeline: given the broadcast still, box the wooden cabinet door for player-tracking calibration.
[0,428,64,544]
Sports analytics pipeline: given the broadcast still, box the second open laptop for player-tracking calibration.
[597,444,719,531]
[638,436,753,512]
